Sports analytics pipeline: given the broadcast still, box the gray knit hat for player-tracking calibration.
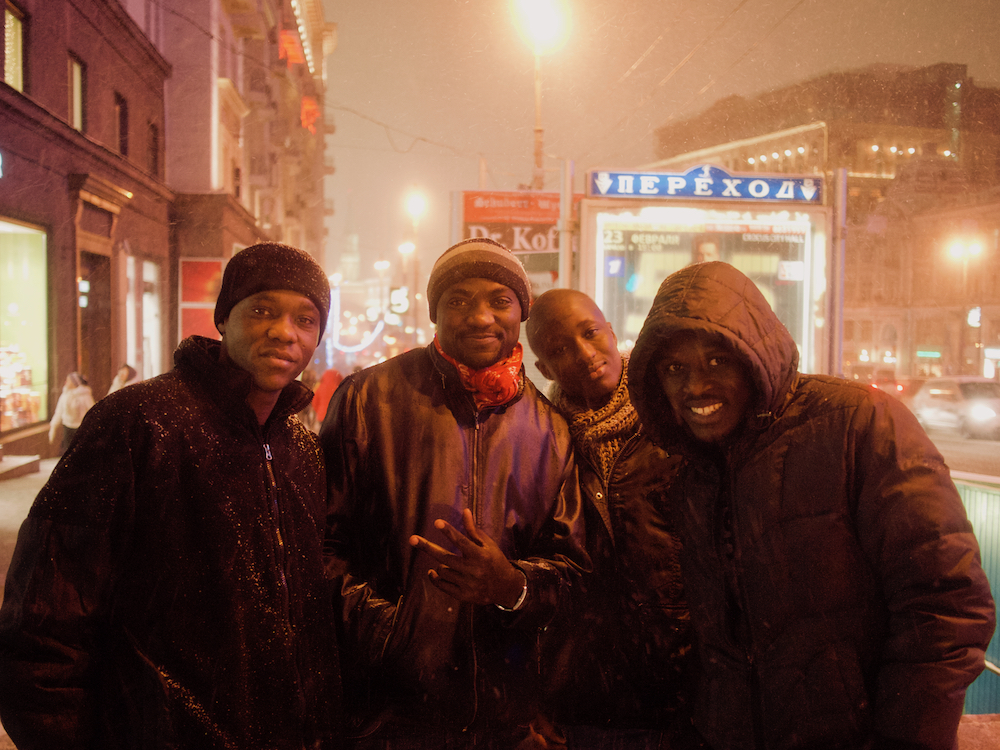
[426,238,531,323]
[214,242,331,338]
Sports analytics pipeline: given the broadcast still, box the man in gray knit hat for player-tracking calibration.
[0,242,344,749]
[320,237,588,748]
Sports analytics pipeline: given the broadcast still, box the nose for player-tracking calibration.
[574,339,597,363]
[467,300,495,326]
[683,363,713,395]
[268,313,296,342]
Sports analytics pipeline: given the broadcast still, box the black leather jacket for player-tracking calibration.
[540,421,692,730]
[321,344,588,734]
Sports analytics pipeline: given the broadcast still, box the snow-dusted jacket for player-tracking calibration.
[0,336,342,750]
[321,344,587,734]
[628,262,995,750]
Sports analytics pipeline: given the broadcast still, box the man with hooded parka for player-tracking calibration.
[628,261,995,750]
[0,243,344,750]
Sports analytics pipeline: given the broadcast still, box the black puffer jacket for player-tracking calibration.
[0,337,342,750]
[629,262,995,750]
[321,344,587,735]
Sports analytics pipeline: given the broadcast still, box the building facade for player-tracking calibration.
[123,0,336,342]
[1,0,336,462]
[1,0,172,458]
[644,62,1000,381]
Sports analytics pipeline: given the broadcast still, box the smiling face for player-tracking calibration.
[653,329,753,445]
[435,277,522,369]
[218,290,321,421]
[530,291,622,410]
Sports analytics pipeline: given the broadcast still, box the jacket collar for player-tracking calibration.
[174,336,313,427]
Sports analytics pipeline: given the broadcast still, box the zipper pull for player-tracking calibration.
[264,443,272,461]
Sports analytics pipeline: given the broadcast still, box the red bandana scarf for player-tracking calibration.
[434,337,523,411]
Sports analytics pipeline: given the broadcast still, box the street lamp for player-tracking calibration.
[947,238,985,375]
[512,0,568,190]
[402,190,426,347]
[374,260,390,315]
[398,241,417,348]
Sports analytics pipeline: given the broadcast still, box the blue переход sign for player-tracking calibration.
[588,165,823,204]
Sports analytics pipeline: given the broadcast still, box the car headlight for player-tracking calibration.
[969,404,997,423]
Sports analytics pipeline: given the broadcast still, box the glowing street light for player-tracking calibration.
[947,238,986,374]
[405,192,427,229]
[512,0,568,190]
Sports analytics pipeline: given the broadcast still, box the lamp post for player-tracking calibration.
[513,0,567,191]
[948,238,984,375]
[374,259,390,315]
[402,190,426,347]
[397,241,417,348]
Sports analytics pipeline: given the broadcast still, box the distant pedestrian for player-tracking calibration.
[47,372,94,453]
[106,362,140,396]
[311,368,343,424]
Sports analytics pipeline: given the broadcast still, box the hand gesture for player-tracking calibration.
[409,509,526,608]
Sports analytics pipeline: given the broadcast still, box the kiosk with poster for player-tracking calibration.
[580,165,834,374]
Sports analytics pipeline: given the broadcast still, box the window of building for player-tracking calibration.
[0,218,49,432]
[114,93,129,156]
[147,122,159,176]
[4,1,25,92]
[69,54,86,131]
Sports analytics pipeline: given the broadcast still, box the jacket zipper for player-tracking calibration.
[723,457,766,749]
[264,440,308,737]
[464,410,481,730]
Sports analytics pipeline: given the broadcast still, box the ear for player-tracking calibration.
[535,359,554,381]
[609,323,618,346]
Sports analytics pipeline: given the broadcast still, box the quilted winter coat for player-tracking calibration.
[0,336,343,750]
[628,262,995,750]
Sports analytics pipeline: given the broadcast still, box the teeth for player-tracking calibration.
[691,403,722,416]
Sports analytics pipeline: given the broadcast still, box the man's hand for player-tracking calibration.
[409,509,526,608]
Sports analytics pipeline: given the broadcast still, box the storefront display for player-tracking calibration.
[0,345,41,431]
[0,218,48,435]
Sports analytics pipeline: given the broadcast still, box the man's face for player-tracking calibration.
[219,290,321,394]
[534,294,622,410]
[435,278,521,369]
[653,329,752,445]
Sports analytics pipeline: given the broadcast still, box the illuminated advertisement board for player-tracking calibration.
[580,167,833,373]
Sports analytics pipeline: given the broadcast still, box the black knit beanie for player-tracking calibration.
[426,238,531,324]
[214,242,331,338]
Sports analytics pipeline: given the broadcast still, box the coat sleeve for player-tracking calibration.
[0,400,135,750]
[319,378,398,669]
[853,395,996,750]
[505,451,590,631]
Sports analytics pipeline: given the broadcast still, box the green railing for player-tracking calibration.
[955,472,1000,715]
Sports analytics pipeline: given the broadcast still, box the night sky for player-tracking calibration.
[321,0,1000,276]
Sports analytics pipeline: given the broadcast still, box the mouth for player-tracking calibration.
[687,400,724,418]
[261,350,296,364]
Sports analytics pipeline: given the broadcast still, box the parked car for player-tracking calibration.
[911,377,1000,439]
[872,376,926,405]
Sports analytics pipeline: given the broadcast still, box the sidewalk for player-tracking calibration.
[0,456,56,750]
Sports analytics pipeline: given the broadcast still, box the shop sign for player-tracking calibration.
[588,165,823,204]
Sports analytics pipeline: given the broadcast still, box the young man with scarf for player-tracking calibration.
[525,289,696,749]
[320,238,588,749]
